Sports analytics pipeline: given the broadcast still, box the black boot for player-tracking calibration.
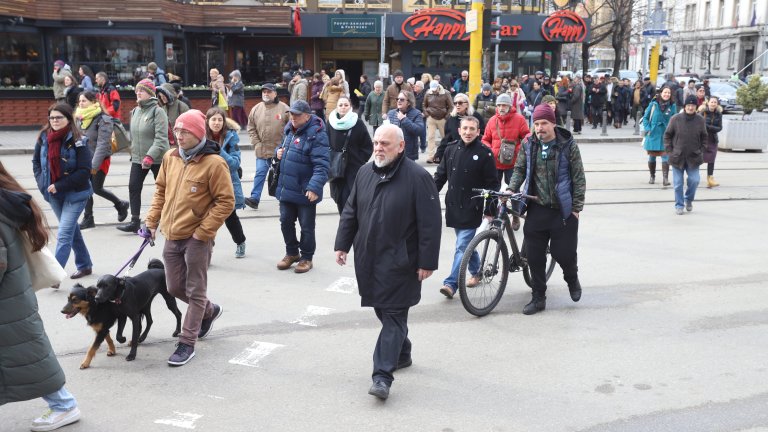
[116,200,129,222]
[522,296,546,315]
[662,162,671,187]
[79,215,95,230]
[116,217,140,233]
[567,278,582,302]
[648,161,656,184]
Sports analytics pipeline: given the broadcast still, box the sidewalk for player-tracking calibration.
[0,120,642,156]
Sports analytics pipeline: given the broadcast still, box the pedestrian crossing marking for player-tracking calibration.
[290,305,335,327]
[228,341,285,368]
[153,412,203,429]
[326,277,357,294]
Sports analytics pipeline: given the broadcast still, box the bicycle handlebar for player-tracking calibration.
[470,189,535,201]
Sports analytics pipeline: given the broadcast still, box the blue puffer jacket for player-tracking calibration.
[219,129,245,210]
[276,115,330,205]
[32,130,93,203]
[386,107,424,160]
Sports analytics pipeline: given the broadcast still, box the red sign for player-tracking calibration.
[541,10,587,43]
[401,9,469,41]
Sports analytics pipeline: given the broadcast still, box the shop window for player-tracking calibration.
[163,38,185,80]
[234,48,303,84]
[48,35,155,86]
[0,32,43,86]
[412,50,471,69]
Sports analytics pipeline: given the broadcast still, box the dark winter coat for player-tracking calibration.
[570,84,584,120]
[474,92,497,123]
[664,112,708,169]
[0,189,67,406]
[433,111,485,162]
[555,86,572,117]
[32,131,93,203]
[590,82,607,109]
[387,107,425,160]
[698,105,722,164]
[363,91,385,128]
[275,115,330,205]
[327,116,373,205]
[433,137,499,229]
[334,155,442,308]
[310,80,325,111]
[81,113,114,173]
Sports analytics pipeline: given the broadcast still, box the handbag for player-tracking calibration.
[217,90,229,110]
[328,131,351,182]
[21,234,66,291]
[267,156,281,197]
[495,119,516,165]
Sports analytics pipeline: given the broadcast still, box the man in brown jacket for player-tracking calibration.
[422,81,453,163]
[381,70,413,118]
[146,109,235,366]
[245,83,289,209]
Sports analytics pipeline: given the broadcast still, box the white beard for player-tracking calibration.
[374,154,396,168]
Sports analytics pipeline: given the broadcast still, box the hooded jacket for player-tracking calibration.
[145,139,234,241]
[0,189,66,405]
[217,120,245,210]
[482,109,530,170]
[129,97,170,164]
[275,115,330,205]
[80,112,114,173]
[158,83,190,128]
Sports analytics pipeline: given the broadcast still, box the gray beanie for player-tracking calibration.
[482,83,492,92]
[229,69,241,79]
[496,93,512,105]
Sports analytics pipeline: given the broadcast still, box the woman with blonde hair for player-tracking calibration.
[508,80,526,114]
[322,77,343,121]
[698,97,722,188]
[421,72,433,88]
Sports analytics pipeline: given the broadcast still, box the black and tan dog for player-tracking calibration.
[61,284,125,369]
[95,258,182,362]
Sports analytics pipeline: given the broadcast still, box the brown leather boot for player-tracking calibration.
[707,175,719,188]
[277,255,300,270]
[294,259,313,274]
[661,162,671,187]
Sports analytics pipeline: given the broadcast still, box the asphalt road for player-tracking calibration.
[1,141,767,432]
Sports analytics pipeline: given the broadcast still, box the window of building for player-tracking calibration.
[719,0,726,26]
[704,1,711,27]
[714,43,721,69]
[728,43,736,68]
[692,4,698,29]
[733,0,741,26]
[163,38,185,80]
[0,32,44,86]
[234,47,303,84]
[412,50,471,70]
[762,41,768,69]
[48,35,155,86]
[701,44,708,68]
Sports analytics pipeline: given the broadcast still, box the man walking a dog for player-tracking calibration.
[146,109,234,366]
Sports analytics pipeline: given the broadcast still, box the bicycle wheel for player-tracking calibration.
[521,240,557,288]
[458,229,509,317]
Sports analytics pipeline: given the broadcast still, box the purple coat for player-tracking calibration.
[310,80,325,111]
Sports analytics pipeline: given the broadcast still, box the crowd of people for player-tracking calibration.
[2,59,727,429]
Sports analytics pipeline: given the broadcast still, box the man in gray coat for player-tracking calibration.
[664,95,708,215]
[570,76,585,134]
[334,124,442,401]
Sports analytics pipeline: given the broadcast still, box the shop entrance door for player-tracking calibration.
[336,60,364,107]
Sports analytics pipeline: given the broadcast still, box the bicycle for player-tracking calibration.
[457,189,556,317]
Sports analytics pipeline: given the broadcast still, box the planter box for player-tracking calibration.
[718,118,768,151]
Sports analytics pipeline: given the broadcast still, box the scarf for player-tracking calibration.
[76,104,102,130]
[179,137,207,163]
[210,131,222,144]
[46,128,69,183]
[372,152,404,176]
[328,110,358,131]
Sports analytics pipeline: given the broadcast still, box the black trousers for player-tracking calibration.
[84,169,123,217]
[523,203,579,299]
[372,307,411,386]
[573,119,583,132]
[224,209,246,245]
[128,163,161,219]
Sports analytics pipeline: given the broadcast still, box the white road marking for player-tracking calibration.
[326,277,357,294]
[228,341,285,368]
[290,305,335,327]
[154,412,203,429]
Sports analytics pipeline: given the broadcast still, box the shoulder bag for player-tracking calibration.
[21,233,67,291]
[328,130,351,182]
[495,119,516,165]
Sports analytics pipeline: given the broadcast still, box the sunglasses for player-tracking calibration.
[397,97,407,101]
[454,101,467,105]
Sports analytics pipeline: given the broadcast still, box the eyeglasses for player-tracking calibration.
[454,101,467,105]
[173,129,194,137]
[396,97,407,101]
[48,116,65,121]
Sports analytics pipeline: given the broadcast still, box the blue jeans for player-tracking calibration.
[250,157,270,202]
[672,164,700,209]
[42,386,77,412]
[279,201,317,260]
[443,228,480,291]
[49,196,92,270]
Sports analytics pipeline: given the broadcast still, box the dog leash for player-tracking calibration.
[114,225,155,277]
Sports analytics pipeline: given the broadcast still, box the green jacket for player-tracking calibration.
[363,92,385,127]
[130,98,170,164]
[0,189,66,405]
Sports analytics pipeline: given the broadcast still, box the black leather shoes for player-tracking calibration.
[396,357,412,370]
[116,219,140,233]
[70,268,93,279]
[522,298,546,315]
[368,380,390,400]
[244,198,259,210]
[116,200,129,222]
[79,216,95,230]
[568,279,582,302]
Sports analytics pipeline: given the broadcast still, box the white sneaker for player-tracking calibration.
[31,407,81,431]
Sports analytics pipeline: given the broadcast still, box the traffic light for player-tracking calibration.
[488,8,502,49]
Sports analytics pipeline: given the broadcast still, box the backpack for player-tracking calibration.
[110,118,131,154]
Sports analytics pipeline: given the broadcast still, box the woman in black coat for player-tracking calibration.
[327,96,373,214]
[698,97,723,187]
[432,92,485,163]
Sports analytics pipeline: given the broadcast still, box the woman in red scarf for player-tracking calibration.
[32,103,94,281]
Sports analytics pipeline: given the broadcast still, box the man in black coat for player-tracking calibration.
[433,116,499,299]
[590,77,607,128]
[664,95,707,215]
[334,124,442,401]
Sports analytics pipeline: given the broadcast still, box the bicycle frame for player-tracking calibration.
[475,191,528,276]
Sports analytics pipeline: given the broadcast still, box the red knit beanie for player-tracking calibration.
[174,110,207,141]
[532,104,556,124]
[136,79,156,97]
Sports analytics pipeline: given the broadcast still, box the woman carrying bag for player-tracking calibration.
[327,96,373,214]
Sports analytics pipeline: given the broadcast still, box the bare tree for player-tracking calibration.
[580,1,613,75]
[604,0,636,75]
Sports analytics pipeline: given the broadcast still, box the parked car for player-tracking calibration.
[618,70,640,82]
[590,68,613,77]
[708,81,742,112]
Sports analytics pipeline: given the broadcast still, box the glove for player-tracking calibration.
[141,156,154,169]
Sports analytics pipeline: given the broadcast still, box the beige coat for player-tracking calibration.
[247,100,290,159]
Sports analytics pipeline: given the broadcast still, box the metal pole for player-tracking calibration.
[468,0,484,104]
[601,109,608,136]
[494,44,500,82]
[566,110,572,131]
[736,48,768,77]
[380,14,386,66]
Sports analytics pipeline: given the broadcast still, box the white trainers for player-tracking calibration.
[31,407,81,431]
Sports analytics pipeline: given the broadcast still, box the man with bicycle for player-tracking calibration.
[508,104,586,315]
[434,116,499,299]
